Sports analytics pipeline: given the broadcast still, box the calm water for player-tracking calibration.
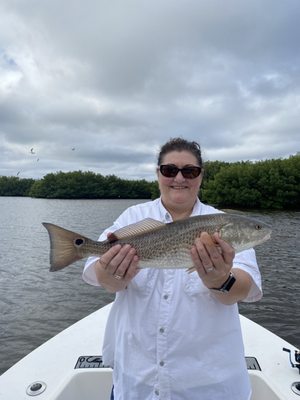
[0,197,299,375]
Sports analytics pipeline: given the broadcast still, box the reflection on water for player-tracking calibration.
[0,197,299,375]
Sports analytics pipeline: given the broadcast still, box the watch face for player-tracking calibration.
[215,272,236,292]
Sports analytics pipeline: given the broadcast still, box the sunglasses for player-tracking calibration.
[159,164,202,179]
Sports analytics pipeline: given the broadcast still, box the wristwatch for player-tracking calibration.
[212,272,236,293]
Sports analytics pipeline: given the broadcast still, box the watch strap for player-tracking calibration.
[211,271,236,293]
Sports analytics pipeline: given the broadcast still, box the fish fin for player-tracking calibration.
[43,223,88,271]
[187,266,196,274]
[108,218,165,241]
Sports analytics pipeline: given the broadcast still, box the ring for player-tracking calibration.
[114,274,123,280]
[205,266,214,272]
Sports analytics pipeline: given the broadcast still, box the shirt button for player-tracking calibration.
[159,360,165,366]
[159,327,165,333]
[155,389,159,396]
[163,294,169,300]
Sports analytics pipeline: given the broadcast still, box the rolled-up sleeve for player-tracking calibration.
[82,255,101,286]
[233,248,262,302]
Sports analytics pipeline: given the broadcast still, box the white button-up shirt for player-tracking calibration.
[83,198,262,400]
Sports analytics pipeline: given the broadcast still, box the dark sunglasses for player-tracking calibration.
[159,164,202,179]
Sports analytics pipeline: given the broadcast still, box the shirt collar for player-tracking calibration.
[158,197,202,222]
[191,197,202,216]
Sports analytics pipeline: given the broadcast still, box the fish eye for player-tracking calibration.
[74,238,84,246]
[255,224,262,230]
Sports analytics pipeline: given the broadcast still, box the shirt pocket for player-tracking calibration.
[129,268,157,296]
[183,271,210,297]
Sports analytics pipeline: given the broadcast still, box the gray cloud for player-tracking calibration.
[1,0,300,179]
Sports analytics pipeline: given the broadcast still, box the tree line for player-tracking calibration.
[0,155,299,210]
[201,156,299,210]
[0,172,156,200]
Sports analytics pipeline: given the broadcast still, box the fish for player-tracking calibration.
[43,213,271,272]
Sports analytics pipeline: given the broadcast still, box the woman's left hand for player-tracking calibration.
[190,231,235,289]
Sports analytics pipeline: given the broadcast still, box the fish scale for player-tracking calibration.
[118,216,226,267]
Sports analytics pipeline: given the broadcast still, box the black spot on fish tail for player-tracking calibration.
[74,238,85,246]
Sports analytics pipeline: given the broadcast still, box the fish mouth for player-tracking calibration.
[264,232,272,241]
[259,231,271,245]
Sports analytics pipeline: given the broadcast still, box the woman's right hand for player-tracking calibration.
[94,241,140,293]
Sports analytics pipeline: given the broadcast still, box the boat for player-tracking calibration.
[0,303,299,399]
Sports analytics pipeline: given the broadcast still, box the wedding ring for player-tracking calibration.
[206,266,214,272]
[114,274,123,280]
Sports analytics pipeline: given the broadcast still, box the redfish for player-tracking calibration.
[43,213,271,271]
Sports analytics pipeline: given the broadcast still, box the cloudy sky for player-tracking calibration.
[1,0,300,181]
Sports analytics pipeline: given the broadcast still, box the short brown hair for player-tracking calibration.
[157,137,203,167]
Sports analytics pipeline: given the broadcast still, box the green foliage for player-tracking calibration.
[0,155,299,209]
[202,156,300,210]
[28,171,154,199]
[0,176,34,196]
[201,160,230,188]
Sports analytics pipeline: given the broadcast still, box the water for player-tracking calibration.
[0,197,299,375]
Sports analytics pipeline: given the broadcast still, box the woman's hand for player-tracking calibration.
[190,232,253,304]
[191,231,234,289]
[94,238,140,293]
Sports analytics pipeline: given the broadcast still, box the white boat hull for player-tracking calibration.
[0,303,299,399]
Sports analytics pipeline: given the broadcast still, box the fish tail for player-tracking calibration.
[43,222,88,271]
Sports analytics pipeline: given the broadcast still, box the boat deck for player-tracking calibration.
[0,304,299,399]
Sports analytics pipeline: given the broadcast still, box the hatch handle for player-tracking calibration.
[283,347,300,374]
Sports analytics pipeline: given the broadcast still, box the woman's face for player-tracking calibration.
[157,150,203,215]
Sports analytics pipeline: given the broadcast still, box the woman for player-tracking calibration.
[83,138,262,400]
